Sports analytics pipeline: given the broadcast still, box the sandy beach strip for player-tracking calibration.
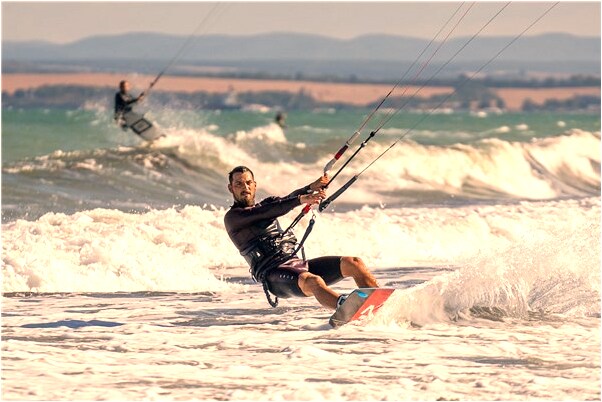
[1,73,452,106]
[2,72,599,110]
[493,87,601,110]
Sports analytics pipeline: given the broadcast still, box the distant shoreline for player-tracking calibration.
[2,72,600,111]
[1,72,453,107]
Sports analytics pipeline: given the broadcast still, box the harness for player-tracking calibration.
[240,210,317,308]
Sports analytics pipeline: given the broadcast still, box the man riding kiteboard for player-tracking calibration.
[224,165,378,309]
[114,80,145,130]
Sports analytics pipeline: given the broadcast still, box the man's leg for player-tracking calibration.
[340,257,379,288]
[264,259,340,309]
[297,272,339,309]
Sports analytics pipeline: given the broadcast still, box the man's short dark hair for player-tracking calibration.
[228,166,254,184]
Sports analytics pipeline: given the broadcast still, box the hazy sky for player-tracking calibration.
[2,1,600,43]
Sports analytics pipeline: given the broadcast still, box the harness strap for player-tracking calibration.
[262,280,279,308]
[292,213,316,262]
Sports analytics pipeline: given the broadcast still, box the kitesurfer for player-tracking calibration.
[114,80,145,130]
[224,165,378,309]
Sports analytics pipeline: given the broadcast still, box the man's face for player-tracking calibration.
[228,171,256,206]
[120,82,131,93]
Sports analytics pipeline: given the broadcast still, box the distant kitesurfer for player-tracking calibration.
[275,112,287,129]
[114,80,145,130]
[224,166,379,309]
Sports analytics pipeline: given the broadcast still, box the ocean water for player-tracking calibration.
[2,106,600,400]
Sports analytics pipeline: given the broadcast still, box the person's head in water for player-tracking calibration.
[228,166,256,207]
[275,112,286,128]
[119,80,131,94]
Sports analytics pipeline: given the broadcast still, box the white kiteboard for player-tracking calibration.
[329,288,395,328]
[122,111,164,141]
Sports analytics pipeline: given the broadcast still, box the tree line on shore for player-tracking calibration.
[174,71,601,89]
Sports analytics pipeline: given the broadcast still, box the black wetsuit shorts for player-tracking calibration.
[264,256,344,298]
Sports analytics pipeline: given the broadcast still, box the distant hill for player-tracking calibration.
[3,32,600,79]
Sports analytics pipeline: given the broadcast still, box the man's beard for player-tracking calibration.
[234,193,255,207]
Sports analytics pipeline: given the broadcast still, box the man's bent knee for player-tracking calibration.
[341,256,366,275]
[342,256,364,267]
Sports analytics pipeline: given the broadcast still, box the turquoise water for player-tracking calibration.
[1,106,600,222]
[3,107,600,163]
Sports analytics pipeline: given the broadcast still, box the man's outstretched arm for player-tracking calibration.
[225,196,302,233]
[225,191,325,234]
